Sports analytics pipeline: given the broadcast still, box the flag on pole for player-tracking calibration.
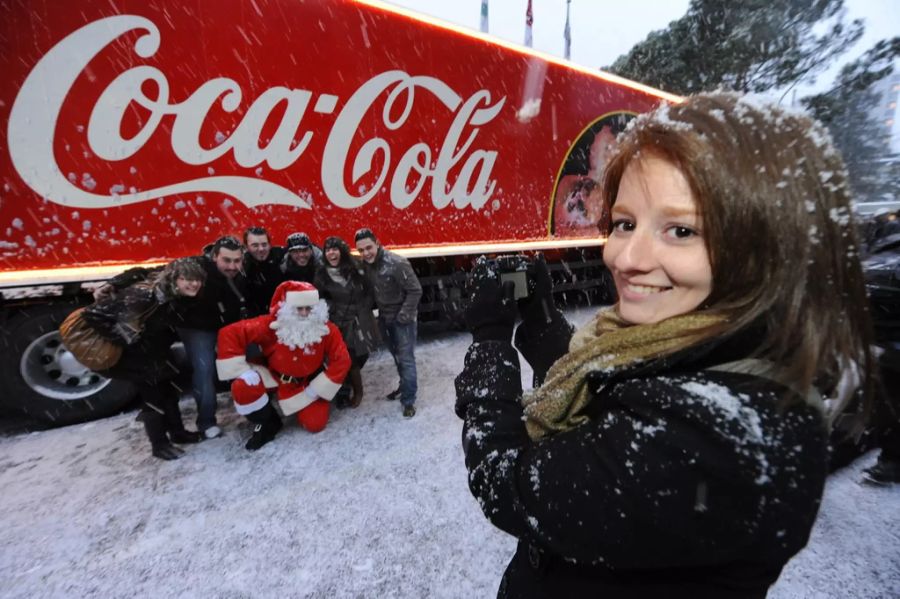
[480,0,489,33]
[564,0,571,60]
[524,0,533,47]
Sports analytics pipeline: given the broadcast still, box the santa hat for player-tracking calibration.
[230,371,268,416]
[269,280,319,314]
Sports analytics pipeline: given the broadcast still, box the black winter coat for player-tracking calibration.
[314,266,379,358]
[281,254,318,284]
[175,255,248,330]
[244,247,286,316]
[455,332,828,599]
[89,285,183,384]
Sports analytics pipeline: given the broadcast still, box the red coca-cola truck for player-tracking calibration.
[0,0,678,425]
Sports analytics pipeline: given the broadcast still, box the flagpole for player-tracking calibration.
[524,0,533,47]
[564,0,572,60]
[480,0,489,34]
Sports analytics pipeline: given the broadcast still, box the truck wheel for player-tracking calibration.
[0,303,136,426]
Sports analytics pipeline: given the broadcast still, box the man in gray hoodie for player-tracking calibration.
[355,228,422,418]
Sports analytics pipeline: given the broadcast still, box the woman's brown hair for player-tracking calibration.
[154,257,207,299]
[602,93,874,410]
[323,236,365,284]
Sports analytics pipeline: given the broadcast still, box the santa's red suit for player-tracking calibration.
[216,280,351,433]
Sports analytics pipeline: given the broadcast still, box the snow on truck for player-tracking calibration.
[0,0,678,425]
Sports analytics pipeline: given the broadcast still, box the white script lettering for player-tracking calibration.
[8,15,505,211]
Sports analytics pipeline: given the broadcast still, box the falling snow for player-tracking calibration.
[0,307,895,598]
[516,98,541,122]
[81,173,97,191]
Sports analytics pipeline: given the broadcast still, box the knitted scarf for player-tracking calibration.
[522,306,727,440]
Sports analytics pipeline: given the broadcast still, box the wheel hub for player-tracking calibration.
[20,330,112,401]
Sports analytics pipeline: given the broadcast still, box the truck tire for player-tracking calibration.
[0,302,136,426]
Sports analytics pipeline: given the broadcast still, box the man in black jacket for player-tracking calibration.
[175,235,249,439]
[281,232,322,283]
[243,226,285,316]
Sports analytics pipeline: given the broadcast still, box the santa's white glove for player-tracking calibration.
[238,370,262,386]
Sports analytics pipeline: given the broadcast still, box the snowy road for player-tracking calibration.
[1,308,898,598]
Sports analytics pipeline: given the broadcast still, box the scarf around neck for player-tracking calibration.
[522,306,727,440]
[327,266,348,287]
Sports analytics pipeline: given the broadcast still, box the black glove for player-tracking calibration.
[516,254,563,326]
[514,255,574,385]
[454,341,522,418]
[465,257,518,344]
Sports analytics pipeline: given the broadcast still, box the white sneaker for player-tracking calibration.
[203,425,222,440]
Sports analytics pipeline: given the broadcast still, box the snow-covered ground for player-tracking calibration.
[1,307,898,599]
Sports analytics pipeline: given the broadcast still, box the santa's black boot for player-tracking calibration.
[245,404,283,451]
[143,409,184,460]
[333,386,351,410]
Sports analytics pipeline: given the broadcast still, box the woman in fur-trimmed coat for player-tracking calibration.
[89,257,207,460]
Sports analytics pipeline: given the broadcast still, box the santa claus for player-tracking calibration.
[216,280,351,450]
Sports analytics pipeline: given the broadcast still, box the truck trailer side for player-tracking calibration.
[0,0,679,425]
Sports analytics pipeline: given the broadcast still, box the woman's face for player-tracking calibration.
[325,247,341,267]
[603,154,712,325]
[175,276,203,297]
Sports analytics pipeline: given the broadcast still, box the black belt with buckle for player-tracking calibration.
[271,370,309,386]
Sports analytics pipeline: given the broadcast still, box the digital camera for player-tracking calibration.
[492,254,532,300]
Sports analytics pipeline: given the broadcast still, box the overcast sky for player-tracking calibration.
[385,0,900,99]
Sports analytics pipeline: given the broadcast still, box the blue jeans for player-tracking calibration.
[379,319,417,407]
[177,328,219,431]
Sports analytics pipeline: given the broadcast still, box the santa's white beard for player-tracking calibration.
[271,300,330,350]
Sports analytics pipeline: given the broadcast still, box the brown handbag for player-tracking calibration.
[58,307,124,371]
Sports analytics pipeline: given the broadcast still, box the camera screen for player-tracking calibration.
[499,271,529,300]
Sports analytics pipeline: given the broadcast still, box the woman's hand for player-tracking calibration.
[465,257,518,344]
[514,255,574,385]
[516,254,557,326]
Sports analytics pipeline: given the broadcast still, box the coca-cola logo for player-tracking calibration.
[7,15,506,211]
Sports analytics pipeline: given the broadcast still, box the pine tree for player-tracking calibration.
[607,0,899,203]
[803,39,900,202]
[607,0,863,95]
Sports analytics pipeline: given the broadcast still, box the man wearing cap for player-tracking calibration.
[216,280,351,450]
[243,226,286,316]
[281,232,324,284]
[354,228,422,418]
[176,235,250,438]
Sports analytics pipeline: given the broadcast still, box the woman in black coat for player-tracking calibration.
[315,236,379,408]
[88,257,208,460]
[455,94,875,598]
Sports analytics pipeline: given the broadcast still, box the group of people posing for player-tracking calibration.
[90,227,422,459]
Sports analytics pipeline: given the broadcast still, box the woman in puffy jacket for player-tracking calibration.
[455,93,874,598]
[88,257,207,460]
[315,236,379,408]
